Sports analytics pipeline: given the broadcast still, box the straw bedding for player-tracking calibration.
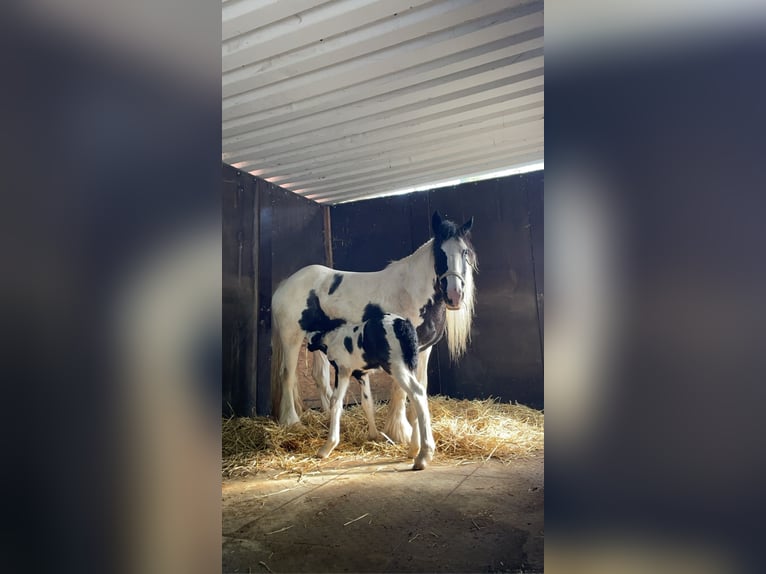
[222,396,543,479]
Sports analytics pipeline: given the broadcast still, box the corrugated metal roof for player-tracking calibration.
[222,0,543,204]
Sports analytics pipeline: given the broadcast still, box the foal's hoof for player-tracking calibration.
[316,444,334,459]
[412,451,433,470]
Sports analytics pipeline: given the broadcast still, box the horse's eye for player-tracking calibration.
[462,249,468,257]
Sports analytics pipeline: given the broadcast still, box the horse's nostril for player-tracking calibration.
[446,288,462,308]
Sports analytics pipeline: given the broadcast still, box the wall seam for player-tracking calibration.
[524,175,544,364]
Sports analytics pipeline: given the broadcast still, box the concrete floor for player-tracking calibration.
[222,454,543,573]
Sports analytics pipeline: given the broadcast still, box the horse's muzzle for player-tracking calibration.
[445,290,462,310]
[440,271,465,310]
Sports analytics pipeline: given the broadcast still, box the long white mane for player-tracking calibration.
[445,255,477,360]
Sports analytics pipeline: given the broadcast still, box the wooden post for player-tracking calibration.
[323,205,334,269]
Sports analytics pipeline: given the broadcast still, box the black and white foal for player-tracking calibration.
[308,305,435,470]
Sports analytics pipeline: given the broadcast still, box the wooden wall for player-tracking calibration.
[222,164,325,416]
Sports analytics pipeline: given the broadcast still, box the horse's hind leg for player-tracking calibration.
[311,351,332,412]
[358,374,381,440]
[279,334,304,427]
[318,367,351,459]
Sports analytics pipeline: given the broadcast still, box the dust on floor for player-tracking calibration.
[222,454,543,573]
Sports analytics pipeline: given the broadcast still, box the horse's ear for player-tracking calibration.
[431,211,443,235]
[459,217,474,235]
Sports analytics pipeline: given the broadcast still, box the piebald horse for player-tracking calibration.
[270,211,477,443]
[306,306,435,469]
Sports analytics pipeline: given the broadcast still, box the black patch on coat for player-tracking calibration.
[343,336,353,353]
[393,318,419,372]
[298,290,346,334]
[307,332,327,354]
[357,333,363,348]
[353,326,359,332]
[329,360,339,389]
[328,273,343,295]
[434,242,449,279]
[362,303,385,322]
[351,369,365,382]
[360,315,391,373]
[363,392,369,400]
[416,289,447,351]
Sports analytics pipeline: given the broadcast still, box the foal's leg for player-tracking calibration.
[392,366,435,470]
[317,367,351,459]
[311,351,332,412]
[407,346,432,457]
[358,374,381,440]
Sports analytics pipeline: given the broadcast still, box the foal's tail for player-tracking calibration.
[270,314,284,420]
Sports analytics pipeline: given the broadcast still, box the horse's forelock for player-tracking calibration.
[433,219,461,243]
[433,217,475,260]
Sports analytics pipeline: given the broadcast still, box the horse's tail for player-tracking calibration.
[270,312,284,420]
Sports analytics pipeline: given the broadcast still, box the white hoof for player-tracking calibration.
[412,448,433,470]
[279,408,302,427]
[407,441,420,458]
[317,443,334,459]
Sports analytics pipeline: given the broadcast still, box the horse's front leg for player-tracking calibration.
[317,366,351,459]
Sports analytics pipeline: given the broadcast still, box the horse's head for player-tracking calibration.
[431,211,477,310]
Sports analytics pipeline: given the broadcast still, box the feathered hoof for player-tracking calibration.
[280,413,303,428]
[367,429,382,441]
[383,418,413,445]
[412,458,427,471]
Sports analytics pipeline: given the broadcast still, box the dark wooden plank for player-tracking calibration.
[525,171,544,354]
[222,163,257,416]
[254,178,273,417]
[330,194,423,272]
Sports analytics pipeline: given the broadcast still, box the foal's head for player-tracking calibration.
[431,211,477,311]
